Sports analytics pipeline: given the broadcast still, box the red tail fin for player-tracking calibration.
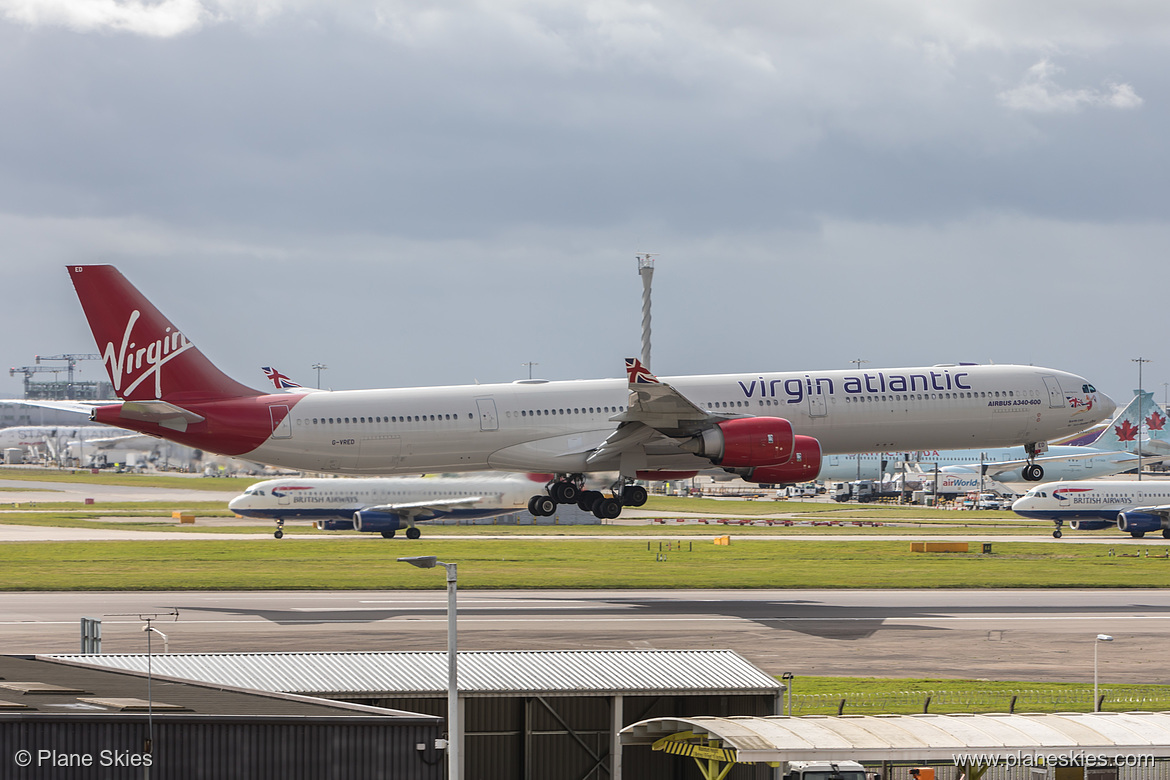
[68,265,260,403]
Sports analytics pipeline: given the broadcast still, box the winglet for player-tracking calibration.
[625,358,660,386]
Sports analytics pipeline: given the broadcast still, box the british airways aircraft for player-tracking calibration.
[67,265,1114,520]
[819,391,1168,484]
[229,472,546,539]
[1013,480,1170,539]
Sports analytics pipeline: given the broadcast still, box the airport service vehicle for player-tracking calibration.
[829,479,902,503]
[819,392,1165,485]
[67,265,1114,520]
[1012,480,1170,538]
[784,760,867,780]
[230,472,545,539]
[783,483,818,498]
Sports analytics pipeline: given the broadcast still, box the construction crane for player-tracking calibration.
[10,353,102,399]
[35,354,101,389]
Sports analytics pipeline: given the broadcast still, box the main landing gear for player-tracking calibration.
[1023,442,1046,482]
[380,527,422,539]
[1052,520,1063,539]
[528,475,648,520]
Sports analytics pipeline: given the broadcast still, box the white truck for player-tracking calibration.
[783,760,869,780]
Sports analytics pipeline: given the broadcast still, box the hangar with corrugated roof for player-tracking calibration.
[48,649,785,780]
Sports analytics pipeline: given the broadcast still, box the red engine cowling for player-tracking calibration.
[741,436,822,485]
[684,418,795,468]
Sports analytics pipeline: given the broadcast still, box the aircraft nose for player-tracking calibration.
[228,496,245,511]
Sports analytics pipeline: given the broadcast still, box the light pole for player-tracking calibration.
[1094,634,1113,712]
[399,556,460,780]
[311,362,327,389]
[107,609,179,777]
[521,362,538,380]
[1134,358,1150,480]
[780,672,793,716]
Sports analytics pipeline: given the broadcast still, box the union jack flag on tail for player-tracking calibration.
[262,366,303,390]
[625,358,660,385]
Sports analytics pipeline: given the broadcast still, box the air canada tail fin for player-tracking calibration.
[68,265,260,403]
[1088,390,1169,451]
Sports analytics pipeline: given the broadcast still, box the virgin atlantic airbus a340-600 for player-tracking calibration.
[68,265,1114,519]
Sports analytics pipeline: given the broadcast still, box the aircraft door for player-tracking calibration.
[269,405,293,439]
[476,398,499,431]
[1042,376,1065,408]
[277,490,291,506]
[807,392,827,418]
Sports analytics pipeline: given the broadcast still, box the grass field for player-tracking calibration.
[788,677,1170,714]
[2,537,1168,590]
[0,467,257,492]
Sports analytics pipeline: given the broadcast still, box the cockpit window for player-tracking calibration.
[1083,384,1096,393]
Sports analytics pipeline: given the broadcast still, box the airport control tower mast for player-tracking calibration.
[636,253,656,370]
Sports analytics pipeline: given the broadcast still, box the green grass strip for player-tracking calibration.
[786,676,1170,714]
[0,467,258,492]
[2,538,1169,591]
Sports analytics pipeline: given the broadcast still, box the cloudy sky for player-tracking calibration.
[1,1,1167,405]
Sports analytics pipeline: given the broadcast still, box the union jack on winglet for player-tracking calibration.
[625,357,660,385]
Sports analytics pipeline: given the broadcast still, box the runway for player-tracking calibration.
[5,589,1169,682]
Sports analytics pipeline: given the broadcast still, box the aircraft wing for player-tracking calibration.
[980,450,1145,480]
[15,399,102,415]
[587,358,732,472]
[366,496,483,521]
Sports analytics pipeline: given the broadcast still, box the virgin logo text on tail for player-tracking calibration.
[102,310,194,399]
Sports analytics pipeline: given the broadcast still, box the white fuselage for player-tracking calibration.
[0,425,144,452]
[247,365,1111,476]
[820,445,1140,484]
[229,473,540,521]
[1012,480,1170,522]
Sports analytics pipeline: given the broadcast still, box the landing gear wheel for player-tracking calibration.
[621,485,648,507]
[529,495,556,517]
[1022,463,1044,481]
[1132,530,1146,538]
[381,530,396,538]
[406,527,421,540]
[1163,528,1170,540]
[274,529,284,539]
[593,497,623,520]
[550,481,579,504]
[577,490,602,513]
[1052,529,1062,539]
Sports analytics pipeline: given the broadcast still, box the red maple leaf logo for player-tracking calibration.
[1115,419,1140,442]
[1147,410,1167,431]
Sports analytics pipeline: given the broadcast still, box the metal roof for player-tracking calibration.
[621,713,1170,763]
[44,650,781,697]
[0,655,428,719]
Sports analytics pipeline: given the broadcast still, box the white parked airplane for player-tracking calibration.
[1013,480,1170,539]
[819,391,1168,484]
[229,472,547,539]
[67,265,1114,520]
[0,424,152,460]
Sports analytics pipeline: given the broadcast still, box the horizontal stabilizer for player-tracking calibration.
[117,400,206,433]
